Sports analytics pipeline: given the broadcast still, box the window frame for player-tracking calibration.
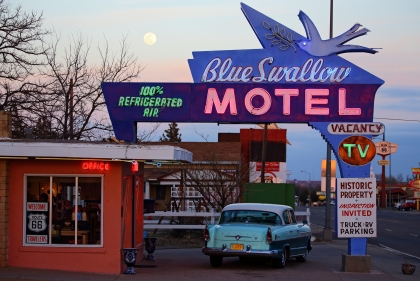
[288,209,297,224]
[23,174,104,247]
[282,211,290,224]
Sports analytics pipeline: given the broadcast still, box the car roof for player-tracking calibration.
[222,203,292,215]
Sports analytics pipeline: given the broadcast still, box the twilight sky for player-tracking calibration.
[17,0,420,181]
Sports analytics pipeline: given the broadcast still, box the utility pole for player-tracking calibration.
[380,133,386,208]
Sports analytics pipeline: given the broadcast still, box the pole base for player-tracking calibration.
[146,253,156,261]
[342,253,371,273]
[323,228,332,241]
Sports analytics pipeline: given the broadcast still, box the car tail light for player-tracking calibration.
[266,227,272,244]
[204,225,210,241]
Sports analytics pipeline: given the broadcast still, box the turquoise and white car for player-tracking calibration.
[202,203,312,268]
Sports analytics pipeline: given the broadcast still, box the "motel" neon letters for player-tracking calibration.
[204,87,361,116]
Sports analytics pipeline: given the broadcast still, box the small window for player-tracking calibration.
[155,186,166,200]
[219,210,279,225]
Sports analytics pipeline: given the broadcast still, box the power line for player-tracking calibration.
[374,117,420,123]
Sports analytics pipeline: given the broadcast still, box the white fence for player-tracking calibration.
[143,208,310,230]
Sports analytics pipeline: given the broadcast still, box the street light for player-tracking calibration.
[286,170,291,181]
[300,170,311,181]
[301,170,312,206]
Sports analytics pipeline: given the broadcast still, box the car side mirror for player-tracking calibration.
[302,220,308,225]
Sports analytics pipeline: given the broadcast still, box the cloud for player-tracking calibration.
[374,86,420,120]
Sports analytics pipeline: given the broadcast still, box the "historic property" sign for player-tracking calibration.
[337,178,377,237]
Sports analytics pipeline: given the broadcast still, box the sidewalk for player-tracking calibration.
[0,228,418,281]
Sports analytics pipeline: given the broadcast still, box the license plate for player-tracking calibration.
[230,243,244,250]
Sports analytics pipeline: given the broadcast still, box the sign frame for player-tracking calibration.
[337,178,377,238]
[375,141,398,156]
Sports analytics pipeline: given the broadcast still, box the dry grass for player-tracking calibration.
[145,229,204,249]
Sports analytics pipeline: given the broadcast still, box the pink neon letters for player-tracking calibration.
[339,88,361,115]
[204,87,361,116]
[244,88,271,115]
[305,89,329,115]
[204,88,238,115]
[275,89,299,115]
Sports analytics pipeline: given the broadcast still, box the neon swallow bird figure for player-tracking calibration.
[296,10,378,56]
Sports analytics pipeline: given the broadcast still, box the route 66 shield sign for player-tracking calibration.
[28,213,47,232]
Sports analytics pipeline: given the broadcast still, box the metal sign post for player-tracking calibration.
[375,141,398,208]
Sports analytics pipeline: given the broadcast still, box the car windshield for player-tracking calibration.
[218,209,281,226]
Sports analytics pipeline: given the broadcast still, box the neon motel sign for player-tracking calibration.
[115,85,360,118]
[102,3,383,175]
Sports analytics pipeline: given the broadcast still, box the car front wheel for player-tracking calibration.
[210,256,223,267]
[296,251,307,262]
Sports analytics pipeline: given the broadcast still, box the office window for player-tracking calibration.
[25,175,102,246]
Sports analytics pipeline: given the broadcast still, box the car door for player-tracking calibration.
[285,210,301,256]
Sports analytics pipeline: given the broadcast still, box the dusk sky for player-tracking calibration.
[18,0,420,181]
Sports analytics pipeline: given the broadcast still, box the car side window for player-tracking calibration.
[282,211,290,224]
[275,215,283,225]
[288,210,297,224]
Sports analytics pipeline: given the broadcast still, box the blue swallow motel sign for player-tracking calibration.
[102,3,384,258]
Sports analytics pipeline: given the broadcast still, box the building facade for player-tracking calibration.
[0,111,192,273]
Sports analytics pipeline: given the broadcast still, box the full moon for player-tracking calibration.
[144,32,157,45]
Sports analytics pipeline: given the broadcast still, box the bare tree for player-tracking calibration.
[0,1,155,141]
[136,123,161,143]
[0,0,50,136]
[395,173,404,184]
[406,174,415,183]
[0,0,48,85]
[28,32,145,140]
[171,152,251,211]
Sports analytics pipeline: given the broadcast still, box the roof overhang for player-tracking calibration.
[0,140,193,163]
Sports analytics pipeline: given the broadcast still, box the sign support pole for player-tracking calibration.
[323,0,334,242]
[260,123,268,182]
[381,154,387,208]
[324,145,332,241]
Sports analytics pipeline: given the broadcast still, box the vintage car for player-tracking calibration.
[202,203,312,268]
[401,200,416,211]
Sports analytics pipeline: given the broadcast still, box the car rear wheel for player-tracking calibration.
[272,250,286,268]
[210,256,223,267]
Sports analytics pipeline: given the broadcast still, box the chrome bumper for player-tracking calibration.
[202,247,279,258]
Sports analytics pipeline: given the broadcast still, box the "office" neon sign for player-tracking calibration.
[82,162,110,171]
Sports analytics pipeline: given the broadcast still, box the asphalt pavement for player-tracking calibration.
[0,226,418,281]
